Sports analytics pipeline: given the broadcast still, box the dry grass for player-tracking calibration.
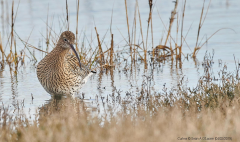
[0,75,240,141]
[1,55,240,141]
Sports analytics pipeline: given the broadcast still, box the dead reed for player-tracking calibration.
[75,0,80,52]
[124,0,132,55]
[0,0,23,71]
[180,0,186,60]
[0,32,4,63]
[193,0,211,57]
[65,0,69,31]
[95,27,105,66]
[0,0,222,72]
[110,34,114,65]
[164,0,178,46]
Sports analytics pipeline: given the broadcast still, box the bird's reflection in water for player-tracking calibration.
[38,95,98,119]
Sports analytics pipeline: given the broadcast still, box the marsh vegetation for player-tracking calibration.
[0,0,240,141]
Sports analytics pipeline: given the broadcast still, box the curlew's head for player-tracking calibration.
[58,31,76,48]
[57,31,82,69]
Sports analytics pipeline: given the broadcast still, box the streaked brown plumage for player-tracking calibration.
[37,31,95,96]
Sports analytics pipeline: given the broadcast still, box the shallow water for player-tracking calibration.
[0,0,240,118]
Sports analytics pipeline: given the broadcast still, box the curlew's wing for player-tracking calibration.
[66,54,91,79]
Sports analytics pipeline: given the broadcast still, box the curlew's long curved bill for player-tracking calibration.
[70,44,82,69]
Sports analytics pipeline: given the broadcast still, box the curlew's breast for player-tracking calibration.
[37,53,92,96]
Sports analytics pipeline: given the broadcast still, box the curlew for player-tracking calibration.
[37,31,96,97]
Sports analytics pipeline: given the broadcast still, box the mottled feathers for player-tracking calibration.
[37,31,93,96]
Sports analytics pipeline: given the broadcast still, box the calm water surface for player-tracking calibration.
[0,0,239,117]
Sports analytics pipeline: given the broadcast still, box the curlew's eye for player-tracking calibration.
[64,38,67,42]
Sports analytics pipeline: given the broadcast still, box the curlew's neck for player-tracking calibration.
[52,46,70,57]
